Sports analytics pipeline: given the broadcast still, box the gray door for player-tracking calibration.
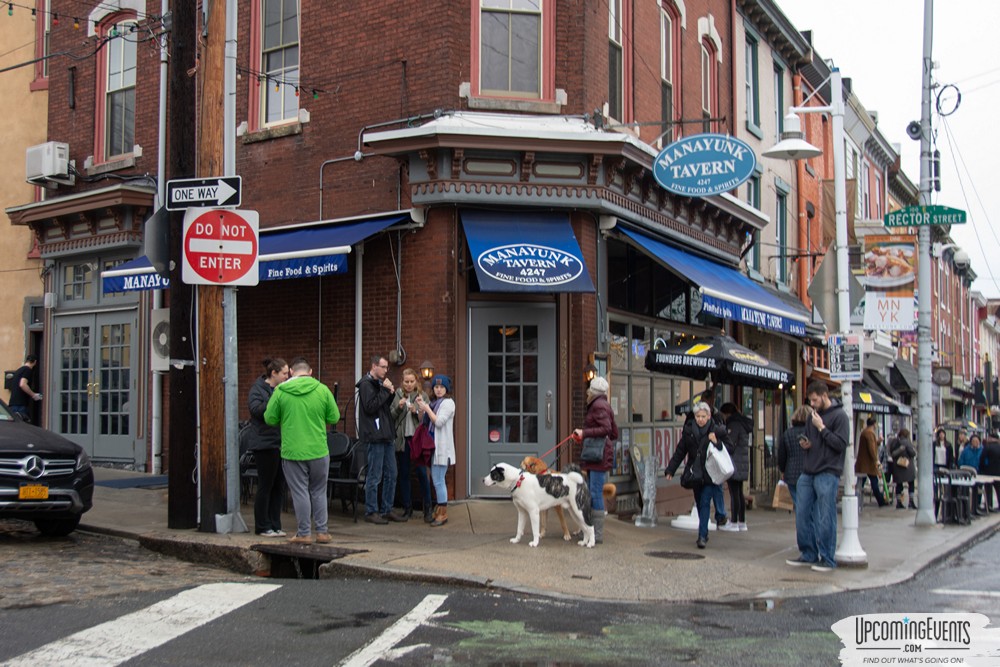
[469,303,557,496]
[52,311,135,461]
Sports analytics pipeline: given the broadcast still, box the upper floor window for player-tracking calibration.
[776,191,788,283]
[861,161,871,218]
[746,174,761,271]
[31,0,51,89]
[659,2,682,145]
[262,0,299,124]
[480,0,541,97]
[773,65,784,137]
[701,42,718,132]
[96,16,137,161]
[744,35,759,132]
[608,0,623,121]
[874,173,883,218]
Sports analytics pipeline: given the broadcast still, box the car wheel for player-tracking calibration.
[34,516,81,537]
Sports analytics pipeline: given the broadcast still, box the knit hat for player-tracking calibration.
[589,376,609,395]
[432,374,452,393]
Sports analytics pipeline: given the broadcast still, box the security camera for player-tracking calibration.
[906,121,922,140]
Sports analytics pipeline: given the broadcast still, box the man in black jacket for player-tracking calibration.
[357,355,406,524]
[785,381,850,573]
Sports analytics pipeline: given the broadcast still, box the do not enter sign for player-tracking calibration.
[182,208,260,286]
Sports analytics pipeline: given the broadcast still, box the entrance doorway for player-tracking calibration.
[51,311,136,462]
[469,303,556,496]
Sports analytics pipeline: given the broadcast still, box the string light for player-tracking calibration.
[51,12,58,25]
[294,86,299,97]
[7,3,13,17]
[73,18,79,29]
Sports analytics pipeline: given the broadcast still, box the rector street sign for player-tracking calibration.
[883,205,966,227]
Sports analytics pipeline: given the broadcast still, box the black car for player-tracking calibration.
[0,400,94,536]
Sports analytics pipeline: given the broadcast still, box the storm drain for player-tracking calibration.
[645,550,705,561]
[252,543,368,579]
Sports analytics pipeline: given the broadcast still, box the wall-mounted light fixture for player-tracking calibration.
[419,360,435,380]
[583,363,598,384]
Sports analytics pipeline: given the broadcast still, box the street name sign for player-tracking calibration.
[883,205,966,227]
[182,208,259,286]
[167,176,241,210]
[829,333,863,382]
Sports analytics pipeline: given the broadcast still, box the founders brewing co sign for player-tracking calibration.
[652,133,757,197]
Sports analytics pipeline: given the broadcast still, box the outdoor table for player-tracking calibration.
[974,473,1000,514]
[935,470,974,525]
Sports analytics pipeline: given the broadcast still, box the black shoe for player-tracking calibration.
[402,507,413,519]
[423,508,434,523]
[716,516,727,527]
[383,511,408,523]
[896,502,904,509]
[696,537,707,549]
[908,502,917,510]
[365,513,389,525]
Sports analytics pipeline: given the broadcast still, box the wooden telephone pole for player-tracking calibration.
[196,0,229,532]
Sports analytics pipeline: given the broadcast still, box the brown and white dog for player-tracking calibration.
[483,462,595,548]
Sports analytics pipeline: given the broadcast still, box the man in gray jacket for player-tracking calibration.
[357,354,406,524]
[785,380,850,573]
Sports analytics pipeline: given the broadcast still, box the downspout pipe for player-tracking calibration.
[151,0,169,474]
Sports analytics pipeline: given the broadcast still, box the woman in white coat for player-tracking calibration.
[415,374,456,527]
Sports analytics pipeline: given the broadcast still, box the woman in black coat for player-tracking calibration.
[890,428,917,509]
[247,357,289,536]
[666,402,731,549]
[719,402,752,532]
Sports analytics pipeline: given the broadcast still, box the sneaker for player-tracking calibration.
[272,529,287,537]
[288,534,313,544]
[785,557,814,567]
[365,513,389,525]
[314,532,332,544]
[696,537,707,549]
[738,522,748,532]
[811,563,835,573]
[383,511,408,523]
[257,530,277,537]
[718,523,740,532]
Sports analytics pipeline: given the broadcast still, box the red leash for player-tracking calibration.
[538,434,579,464]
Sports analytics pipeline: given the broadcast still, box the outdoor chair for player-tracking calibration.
[327,432,366,522]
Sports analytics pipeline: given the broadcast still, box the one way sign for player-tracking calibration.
[166,176,241,211]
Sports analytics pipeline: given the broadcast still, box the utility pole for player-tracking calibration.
[914,0,936,526]
[196,0,228,533]
[166,0,198,529]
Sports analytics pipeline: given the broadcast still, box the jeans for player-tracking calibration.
[9,405,30,423]
[588,470,607,511]
[858,474,886,506]
[694,484,720,540]
[795,472,839,568]
[282,456,329,537]
[431,464,448,504]
[415,465,433,510]
[364,441,397,516]
[786,482,797,509]
[395,439,412,511]
[711,484,727,522]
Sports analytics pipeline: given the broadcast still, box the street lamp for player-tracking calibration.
[763,67,867,566]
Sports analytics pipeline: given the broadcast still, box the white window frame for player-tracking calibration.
[261,0,300,126]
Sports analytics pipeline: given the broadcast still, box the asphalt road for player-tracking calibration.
[1,519,997,666]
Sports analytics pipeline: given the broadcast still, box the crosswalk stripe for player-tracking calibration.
[1,582,280,667]
[338,594,448,667]
[931,588,1000,598]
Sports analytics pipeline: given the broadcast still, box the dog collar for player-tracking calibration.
[513,472,526,491]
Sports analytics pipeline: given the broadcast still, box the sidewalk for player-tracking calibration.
[82,467,1000,603]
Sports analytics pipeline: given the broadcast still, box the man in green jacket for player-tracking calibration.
[264,357,340,544]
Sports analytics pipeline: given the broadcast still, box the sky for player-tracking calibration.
[777,0,1000,299]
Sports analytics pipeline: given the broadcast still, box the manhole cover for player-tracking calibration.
[646,550,704,560]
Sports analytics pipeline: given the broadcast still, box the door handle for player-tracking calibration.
[545,390,552,429]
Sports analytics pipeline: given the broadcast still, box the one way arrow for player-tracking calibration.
[166,176,242,210]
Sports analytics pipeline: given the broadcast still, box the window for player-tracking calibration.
[31,0,50,88]
[862,161,871,218]
[746,175,761,271]
[776,192,788,283]
[96,16,137,161]
[608,0,623,121]
[657,0,682,148]
[479,0,542,97]
[700,41,718,132]
[774,65,784,137]
[63,262,93,302]
[874,173,883,218]
[261,0,299,124]
[744,35,759,132]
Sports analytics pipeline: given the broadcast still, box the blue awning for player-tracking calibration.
[102,213,407,293]
[619,227,809,336]
[461,210,594,293]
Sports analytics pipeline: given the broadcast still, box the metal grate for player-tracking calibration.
[645,550,704,561]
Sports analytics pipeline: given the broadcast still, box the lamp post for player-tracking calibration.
[763,67,867,566]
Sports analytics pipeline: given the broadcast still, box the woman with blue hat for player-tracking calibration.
[415,374,456,526]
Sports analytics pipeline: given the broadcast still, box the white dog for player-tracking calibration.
[483,462,595,548]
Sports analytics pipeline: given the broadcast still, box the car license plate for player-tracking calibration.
[19,484,49,500]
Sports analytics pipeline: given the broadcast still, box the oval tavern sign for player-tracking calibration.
[653,133,757,197]
[477,243,585,287]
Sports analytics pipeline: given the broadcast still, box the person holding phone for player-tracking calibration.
[785,381,850,573]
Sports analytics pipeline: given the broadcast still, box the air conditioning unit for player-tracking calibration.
[26,141,74,186]
[150,308,170,372]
